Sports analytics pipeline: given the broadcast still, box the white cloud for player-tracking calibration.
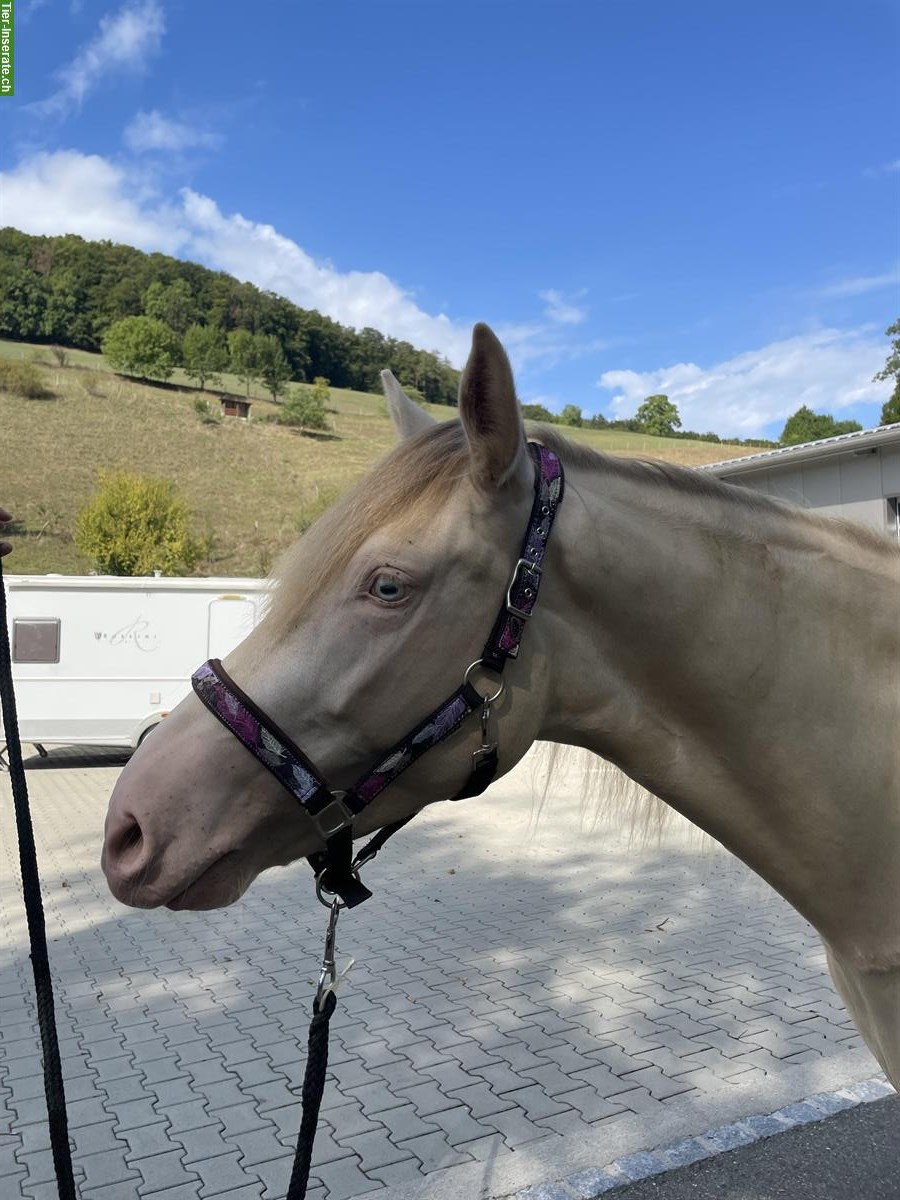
[124,110,222,154]
[0,149,477,362]
[19,0,51,21]
[30,1,165,117]
[0,150,184,251]
[178,189,474,363]
[817,268,899,298]
[540,288,587,325]
[863,159,900,179]
[599,329,892,438]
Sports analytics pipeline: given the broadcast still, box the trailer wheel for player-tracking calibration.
[138,723,160,747]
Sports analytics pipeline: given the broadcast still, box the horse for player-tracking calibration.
[100,323,900,1090]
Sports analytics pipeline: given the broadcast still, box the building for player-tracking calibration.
[219,396,252,419]
[701,423,900,543]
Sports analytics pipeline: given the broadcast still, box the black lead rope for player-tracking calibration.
[0,560,77,1200]
[286,990,337,1199]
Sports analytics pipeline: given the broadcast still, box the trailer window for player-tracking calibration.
[13,619,61,663]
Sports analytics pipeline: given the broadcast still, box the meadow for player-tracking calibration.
[0,340,755,576]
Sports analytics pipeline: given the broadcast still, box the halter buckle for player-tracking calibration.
[311,792,354,841]
[506,557,543,620]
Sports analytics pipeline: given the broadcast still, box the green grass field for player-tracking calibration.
[0,339,756,576]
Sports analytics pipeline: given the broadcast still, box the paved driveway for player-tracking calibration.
[0,746,885,1199]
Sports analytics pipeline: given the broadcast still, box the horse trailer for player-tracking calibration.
[1,574,271,764]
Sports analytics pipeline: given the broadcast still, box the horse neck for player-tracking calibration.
[539,455,900,965]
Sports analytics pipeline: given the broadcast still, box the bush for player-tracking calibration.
[192,395,222,425]
[75,471,202,575]
[279,385,328,431]
[0,359,52,398]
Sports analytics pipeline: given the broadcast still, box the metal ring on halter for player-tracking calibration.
[463,659,505,703]
[315,869,355,910]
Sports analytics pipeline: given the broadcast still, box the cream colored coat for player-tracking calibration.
[101,326,900,1088]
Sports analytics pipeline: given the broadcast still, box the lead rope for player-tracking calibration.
[287,894,345,1199]
[0,560,77,1200]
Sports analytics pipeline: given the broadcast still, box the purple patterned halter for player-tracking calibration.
[191,442,564,906]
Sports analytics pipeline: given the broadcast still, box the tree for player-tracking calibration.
[143,279,197,335]
[102,316,181,381]
[780,405,863,446]
[0,228,461,399]
[0,265,49,340]
[874,318,900,425]
[228,329,260,397]
[312,376,330,407]
[636,394,682,436]
[75,471,201,575]
[182,324,228,390]
[882,390,900,426]
[521,403,556,422]
[255,333,292,401]
[559,404,583,427]
[280,385,328,431]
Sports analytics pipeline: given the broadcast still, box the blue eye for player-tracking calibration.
[370,574,407,602]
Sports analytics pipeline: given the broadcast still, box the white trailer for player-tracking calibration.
[1,574,271,763]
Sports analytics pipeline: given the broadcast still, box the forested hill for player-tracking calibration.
[0,227,460,404]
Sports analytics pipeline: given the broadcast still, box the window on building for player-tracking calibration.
[13,619,61,663]
[888,497,900,543]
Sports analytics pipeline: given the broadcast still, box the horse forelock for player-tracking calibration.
[261,420,473,644]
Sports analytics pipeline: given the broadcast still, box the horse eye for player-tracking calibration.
[370,574,407,602]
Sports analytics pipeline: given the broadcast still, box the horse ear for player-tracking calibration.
[459,323,530,490]
[381,370,435,439]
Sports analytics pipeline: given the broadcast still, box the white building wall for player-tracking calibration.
[723,449,899,536]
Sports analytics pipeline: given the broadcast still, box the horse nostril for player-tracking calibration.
[106,813,145,873]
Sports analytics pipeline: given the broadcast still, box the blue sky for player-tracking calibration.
[3,0,899,437]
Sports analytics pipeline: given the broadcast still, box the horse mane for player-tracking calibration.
[263,414,896,838]
[534,424,900,558]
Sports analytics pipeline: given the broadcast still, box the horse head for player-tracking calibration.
[101,325,561,910]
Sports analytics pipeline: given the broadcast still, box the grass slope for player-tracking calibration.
[0,340,755,576]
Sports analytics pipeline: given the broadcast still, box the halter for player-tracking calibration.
[190,442,564,908]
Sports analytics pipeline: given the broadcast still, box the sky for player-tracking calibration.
[1,0,898,438]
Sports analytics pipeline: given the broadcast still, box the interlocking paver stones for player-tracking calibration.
[1,749,885,1200]
[395,1129,474,1171]
[308,1154,380,1199]
[227,1125,285,1168]
[137,1184,205,1200]
[134,1148,199,1194]
[170,1121,230,1165]
[122,1121,180,1161]
[78,1146,142,1191]
[345,1081,408,1117]
[336,1127,412,1170]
